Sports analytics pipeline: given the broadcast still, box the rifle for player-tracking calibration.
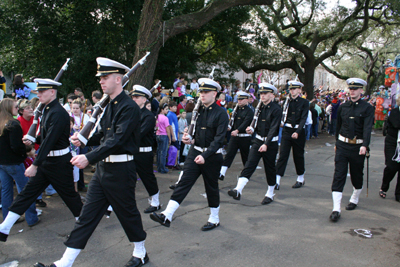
[25,58,71,143]
[80,99,88,130]
[228,103,239,131]
[150,80,161,94]
[187,67,215,139]
[77,52,150,146]
[248,100,263,133]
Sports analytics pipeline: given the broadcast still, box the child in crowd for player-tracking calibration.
[24,145,44,212]
[176,82,183,97]
[69,117,80,192]
[23,145,35,172]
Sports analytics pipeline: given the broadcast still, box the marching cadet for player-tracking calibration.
[330,78,374,222]
[0,78,83,243]
[34,58,148,267]
[227,83,281,204]
[275,80,309,189]
[379,94,400,202]
[219,91,254,180]
[150,78,228,231]
[130,85,161,213]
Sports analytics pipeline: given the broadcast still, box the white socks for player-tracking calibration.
[0,211,20,235]
[133,240,146,259]
[349,188,362,204]
[276,175,281,185]
[107,206,113,212]
[54,247,81,267]
[161,200,180,221]
[75,217,79,222]
[265,186,275,199]
[220,166,228,177]
[208,206,220,224]
[332,191,342,212]
[234,177,249,195]
[150,191,160,207]
[297,174,304,183]
[176,171,183,184]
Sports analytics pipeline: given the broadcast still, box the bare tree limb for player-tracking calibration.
[165,0,273,40]
[320,62,349,80]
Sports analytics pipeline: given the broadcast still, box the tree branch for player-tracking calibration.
[320,62,349,80]
[238,56,303,75]
[165,0,273,40]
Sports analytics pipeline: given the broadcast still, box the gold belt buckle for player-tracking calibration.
[348,136,357,144]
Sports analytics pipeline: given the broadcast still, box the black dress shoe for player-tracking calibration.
[227,189,241,200]
[150,212,170,227]
[201,222,220,231]
[292,181,305,188]
[124,253,149,267]
[261,196,273,205]
[33,263,57,267]
[275,184,280,190]
[0,232,8,242]
[169,184,176,190]
[36,199,47,207]
[218,174,225,181]
[144,205,161,214]
[345,202,357,210]
[329,211,341,222]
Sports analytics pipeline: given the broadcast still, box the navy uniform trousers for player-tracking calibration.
[135,151,159,196]
[331,141,365,192]
[276,127,306,176]
[10,154,82,217]
[381,135,400,195]
[223,136,252,167]
[64,160,146,249]
[171,149,223,208]
[240,140,279,186]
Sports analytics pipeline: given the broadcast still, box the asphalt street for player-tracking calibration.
[1,131,399,267]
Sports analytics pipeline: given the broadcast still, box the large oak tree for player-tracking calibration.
[129,0,274,88]
[235,0,396,99]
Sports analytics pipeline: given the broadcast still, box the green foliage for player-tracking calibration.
[0,0,256,96]
[155,1,253,87]
[0,0,143,97]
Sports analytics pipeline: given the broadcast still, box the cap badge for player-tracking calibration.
[201,82,205,86]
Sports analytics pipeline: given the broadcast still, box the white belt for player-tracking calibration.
[256,134,279,142]
[284,123,299,128]
[237,133,251,137]
[139,147,152,152]
[48,148,70,157]
[103,154,134,163]
[338,134,363,144]
[194,146,222,154]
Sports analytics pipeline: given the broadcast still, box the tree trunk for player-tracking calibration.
[129,0,274,89]
[129,0,164,89]
[302,64,316,101]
